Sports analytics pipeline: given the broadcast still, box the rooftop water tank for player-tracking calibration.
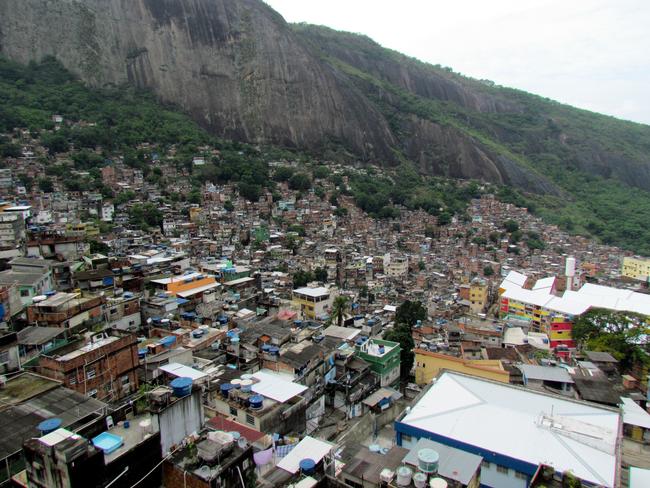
[249,395,264,410]
[138,348,148,359]
[241,380,253,393]
[230,379,242,389]
[160,336,176,348]
[413,472,428,488]
[429,478,447,488]
[170,377,193,397]
[418,449,439,474]
[299,458,316,475]
[38,418,62,436]
[220,383,234,398]
[396,466,413,486]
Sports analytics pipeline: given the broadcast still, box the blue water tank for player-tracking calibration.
[299,458,316,475]
[38,418,62,435]
[220,383,235,398]
[249,395,264,410]
[160,336,176,347]
[268,346,279,355]
[170,377,193,397]
[138,348,148,358]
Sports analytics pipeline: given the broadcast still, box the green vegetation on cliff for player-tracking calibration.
[294,24,650,255]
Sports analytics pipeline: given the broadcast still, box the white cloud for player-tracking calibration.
[264,0,650,124]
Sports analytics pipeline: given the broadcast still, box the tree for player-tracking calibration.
[288,173,311,191]
[483,265,494,276]
[273,166,294,182]
[385,300,427,380]
[331,295,349,327]
[41,132,69,155]
[503,219,519,233]
[313,166,330,179]
[292,269,313,288]
[573,308,649,372]
[16,173,33,191]
[395,300,427,327]
[238,182,262,202]
[38,177,54,193]
[313,267,328,283]
[88,239,111,255]
[223,200,234,212]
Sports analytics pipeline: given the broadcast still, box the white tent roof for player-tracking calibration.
[159,362,207,380]
[630,467,650,488]
[621,397,650,429]
[277,436,333,474]
[251,370,307,403]
[400,372,619,487]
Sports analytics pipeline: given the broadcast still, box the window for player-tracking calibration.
[87,389,98,398]
[482,460,491,469]
[86,368,96,380]
[68,375,76,385]
[496,465,509,474]
[20,289,29,297]
[245,413,255,425]
[0,350,8,365]
[121,375,130,385]
[229,406,237,416]
[515,472,527,480]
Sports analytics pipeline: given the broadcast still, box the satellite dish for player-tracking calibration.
[237,436,248,449]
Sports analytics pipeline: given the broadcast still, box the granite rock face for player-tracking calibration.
[0,0,396,161]
[2,0,649,194]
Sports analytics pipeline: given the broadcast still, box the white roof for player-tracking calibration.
[322,325,360,341]
[293,286,330,298]
[532,277,555,291]
[251,370,307,403]
[159,362,208,380]
[502,327,526,345]
[151,272,204,285]
[276,436,333,474]
[39,428,76,447]
[223,277,255,286]
[621,397,650,429]
[630,467,650,487]
[502,270,650,317]
[401,372,619,487]
[383,304,397,312]
[501,270,528,289]
[176,281,220,298]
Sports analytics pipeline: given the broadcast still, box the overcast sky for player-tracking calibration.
[264,0,650,125]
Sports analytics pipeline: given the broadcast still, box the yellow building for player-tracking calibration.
[66,222,100,237]
[292,286,333,320]
[414,349,510,385]
[622,256,650,281]
[469,280,489,314]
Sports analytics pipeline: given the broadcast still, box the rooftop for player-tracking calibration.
[400,371,619,487]
[103,414,159,464]
[293,286,330,298]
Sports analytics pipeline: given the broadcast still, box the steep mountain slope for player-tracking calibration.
[0,0,650,198]
[0,0,396,161]
[293,25,650,193]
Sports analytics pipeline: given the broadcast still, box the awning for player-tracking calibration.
[277,436,334,474]
[176,282,220,298]
[159,362,207,381]
[621,397,650,429]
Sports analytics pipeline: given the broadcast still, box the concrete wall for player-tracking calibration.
[155,390,204,454]
[414,350,509,385]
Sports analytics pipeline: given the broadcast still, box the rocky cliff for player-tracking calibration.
[0,0,396,161]
[1,0,650,194]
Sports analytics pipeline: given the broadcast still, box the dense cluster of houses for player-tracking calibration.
[0,132,648,487]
